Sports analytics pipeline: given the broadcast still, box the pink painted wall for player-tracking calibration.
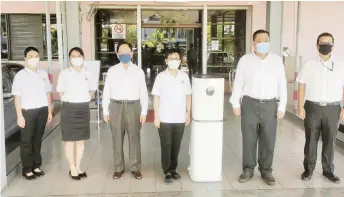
[0,1,56,14]
[281,1,344,61]
[3,1,344,101]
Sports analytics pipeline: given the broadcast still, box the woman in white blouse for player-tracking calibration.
[56,47,96,180]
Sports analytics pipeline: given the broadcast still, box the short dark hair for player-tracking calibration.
[317,32,334,44]
[24,47,39,57]
[69,47,84,57]
[253,29,270,41]
[165,48,181,59]
[117,41,133,52]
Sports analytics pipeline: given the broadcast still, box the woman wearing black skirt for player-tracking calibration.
[56,47,96,180]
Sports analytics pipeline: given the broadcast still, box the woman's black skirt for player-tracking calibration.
[60,102,90,141]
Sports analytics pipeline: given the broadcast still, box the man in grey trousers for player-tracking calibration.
[230,29,287,186]
[103,42,148,180]
[297,32,344,183]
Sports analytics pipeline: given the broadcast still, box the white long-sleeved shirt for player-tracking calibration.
[297,56,344,102]
[229,53,287,112]
[102,62,148,116]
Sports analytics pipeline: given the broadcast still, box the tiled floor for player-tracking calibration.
[3,97,344,197]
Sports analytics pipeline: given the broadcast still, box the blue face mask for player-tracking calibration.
[255,42,270,54]
[119,54,131,64]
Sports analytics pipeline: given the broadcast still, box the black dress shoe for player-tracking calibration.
[323,172,340,183]
[33,169,45,177]
[301,170,313,180]
[171,171,181,180]
[79,172,87,178]
[69,171,81,180]
[164,172,173,183]
[22,172,37,180]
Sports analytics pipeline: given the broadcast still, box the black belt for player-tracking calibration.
[244,96,278,103]
[111,99,139,104]
[306,100,341,107]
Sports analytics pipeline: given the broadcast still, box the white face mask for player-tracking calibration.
[167,60,181,69]
[27,58,40,67]
[71,57,84,67]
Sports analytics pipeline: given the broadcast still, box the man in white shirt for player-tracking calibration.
[230,30,287,186]
[12,47,52,180]
[103,42,148,180]
[152,48,192,183]
[297,32,344,183]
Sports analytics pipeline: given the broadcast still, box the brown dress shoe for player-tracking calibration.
[132,171,142,179]
[113,170,124,179]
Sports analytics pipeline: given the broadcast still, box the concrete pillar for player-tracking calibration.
[66,1,81,50]
[266,1,283,56]
[234,10,246,66]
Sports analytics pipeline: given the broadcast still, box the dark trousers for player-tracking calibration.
[158,123,185,174]
[241,96,278,173]
[303,101,341,173]
[20,106,48,173]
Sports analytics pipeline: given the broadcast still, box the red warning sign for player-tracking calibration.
[112,24,126,39]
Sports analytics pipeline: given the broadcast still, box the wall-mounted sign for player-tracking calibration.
[211,40,219,51]
[112,24,126,39]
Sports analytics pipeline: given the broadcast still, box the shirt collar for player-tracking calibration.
[25,67,40,74]
[165,68,180,77]
[251,52,271,60]
[69,66,85,73]
[317,55,334,64]
[118,61,135,71]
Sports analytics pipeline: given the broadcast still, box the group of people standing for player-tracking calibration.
[12,29,344,186]
[230,30,344,185]
[101,43,191,183]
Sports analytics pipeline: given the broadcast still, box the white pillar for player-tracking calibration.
[245,6,253,54]
[266,1,283,56]
[61,1,69,68]
[56,1,64,71]
[137,5,142,68]
[45,2,52,74]
[66,1,81,50]
[293,1,301,109]
[202,5,208,74]
[0,51,7,190]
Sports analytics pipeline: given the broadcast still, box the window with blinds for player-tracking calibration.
[9,14,44,60]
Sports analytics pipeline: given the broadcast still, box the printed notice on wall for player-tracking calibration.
[211,40,219,51]
[112,24,126,39]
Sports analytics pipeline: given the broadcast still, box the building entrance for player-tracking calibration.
[94,8,247,87]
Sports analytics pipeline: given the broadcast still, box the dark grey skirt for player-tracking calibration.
[60,102,90,141]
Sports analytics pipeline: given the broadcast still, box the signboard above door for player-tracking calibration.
[111,24,126,39]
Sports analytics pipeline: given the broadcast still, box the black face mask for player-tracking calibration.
[318,44,332,55]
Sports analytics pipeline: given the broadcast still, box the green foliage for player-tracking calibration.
[207,23,235,55]
[126,25,137,46]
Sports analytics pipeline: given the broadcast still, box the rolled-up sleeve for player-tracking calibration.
[229,57,245,108]
[277,58,287,112]
[139,70,148,116]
